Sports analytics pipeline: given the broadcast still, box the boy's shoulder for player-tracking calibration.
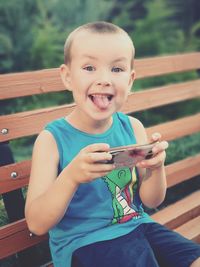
[116,112,143,126]
[128,116,144,130]
[45,117,65,129]
[127,115,147,144]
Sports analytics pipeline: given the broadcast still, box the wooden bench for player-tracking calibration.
[0,52,200,266]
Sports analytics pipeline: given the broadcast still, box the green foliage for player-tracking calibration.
[190,21,200,50]
[166,133,200,165]
[0,199,8,226]
[109,0,200,58]
[131,0,199,57]
[0,0,114,73]
[166,0,200,36]
[0,0,39,73]
[0,33,13,71]
[108,0,148,30]
[31,20,64,69]
[0,0,199,73]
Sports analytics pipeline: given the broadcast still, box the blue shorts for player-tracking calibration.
[72,222,200,267]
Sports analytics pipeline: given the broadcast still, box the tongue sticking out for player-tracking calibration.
[91,95,111,110]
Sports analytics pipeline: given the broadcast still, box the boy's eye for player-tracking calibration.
[112,67,124,72]
[83,66,95,71]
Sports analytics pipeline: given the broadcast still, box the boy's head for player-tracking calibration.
[61,21,136,121]
[64,21,135,69]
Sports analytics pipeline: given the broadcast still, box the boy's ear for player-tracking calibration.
[128,70,136,91]
[60,64,72,91]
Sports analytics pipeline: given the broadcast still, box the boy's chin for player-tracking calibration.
[86,108,112,119]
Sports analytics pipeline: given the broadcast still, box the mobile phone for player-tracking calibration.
[106,142,156,169]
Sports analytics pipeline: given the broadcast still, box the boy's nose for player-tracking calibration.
[96,80,112,87]
[96,72,112,86]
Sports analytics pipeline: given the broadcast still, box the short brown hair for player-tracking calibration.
[64,21,135,68]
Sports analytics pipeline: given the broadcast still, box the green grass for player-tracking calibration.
[166,132,200,164]
[0,199,9,226]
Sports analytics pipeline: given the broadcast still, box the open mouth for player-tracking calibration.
[89,94,114,109]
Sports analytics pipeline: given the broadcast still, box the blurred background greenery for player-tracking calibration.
[1,0,200,74]
[0,0,200,265]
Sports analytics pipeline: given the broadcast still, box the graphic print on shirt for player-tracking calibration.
[103,167,141,224]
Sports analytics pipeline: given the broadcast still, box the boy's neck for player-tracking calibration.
[65,109,113,134]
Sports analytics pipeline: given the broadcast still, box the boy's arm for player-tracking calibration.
[25,130,78,235]
[128,116,168,209]
[25,130,114,235]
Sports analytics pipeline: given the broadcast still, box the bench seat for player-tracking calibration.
[0,52,200,266]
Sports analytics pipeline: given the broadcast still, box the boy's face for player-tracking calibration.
[61,31,135,122]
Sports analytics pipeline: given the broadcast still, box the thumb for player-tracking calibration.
[150,132,161,142]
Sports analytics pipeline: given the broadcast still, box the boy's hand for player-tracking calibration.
[136,133,168,170]
[67,143,115,185]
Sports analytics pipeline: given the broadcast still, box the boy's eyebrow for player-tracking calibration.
[82,55,129,63]
[112,57,129,63]
[82,55,98,60]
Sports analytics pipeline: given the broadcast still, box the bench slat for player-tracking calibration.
[174,216,200,243]
[1,191,199,259]
[166,154,200,188]
[135,52,200,79]
[146,113,200,141]
[122,79,200,113]
[0,154,199,194]
[151,190,200,229]
[0,160,31,193]
[0,68,63,100]
[41,262,53,267]
[0,219,48,259]
[1,53,200,100]
[0,85,199,142]
[0,103,75,142]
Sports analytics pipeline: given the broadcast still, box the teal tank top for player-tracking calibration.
[45,112,153,267]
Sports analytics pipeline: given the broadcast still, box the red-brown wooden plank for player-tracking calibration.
[0,219,48,259]
[0,153,199,194]
[1,191,199,259]
[1,53,200,100]
[135,52,200,79]
[0,103,75,142]
[0,68,63,100]
[146,113,200,142]
[166,154,200,188]
[151,191,200,229]
[122,79,200,113]
[42,262,54,267]
[0,160,31,194]
[0,83,200,142]
[174,216,200,243]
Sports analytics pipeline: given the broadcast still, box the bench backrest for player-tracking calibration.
[0,52,200,259]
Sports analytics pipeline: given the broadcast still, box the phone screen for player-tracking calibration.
[107,143,155,169]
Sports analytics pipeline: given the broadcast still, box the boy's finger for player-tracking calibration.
[152,141,169,154]
[84,143,110,153]
[90,163,115,172]
[87,152,112,163]
[137,151,166,168]
[150,132,161,142]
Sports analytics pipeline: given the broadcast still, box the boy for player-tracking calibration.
[25,21,200,267]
